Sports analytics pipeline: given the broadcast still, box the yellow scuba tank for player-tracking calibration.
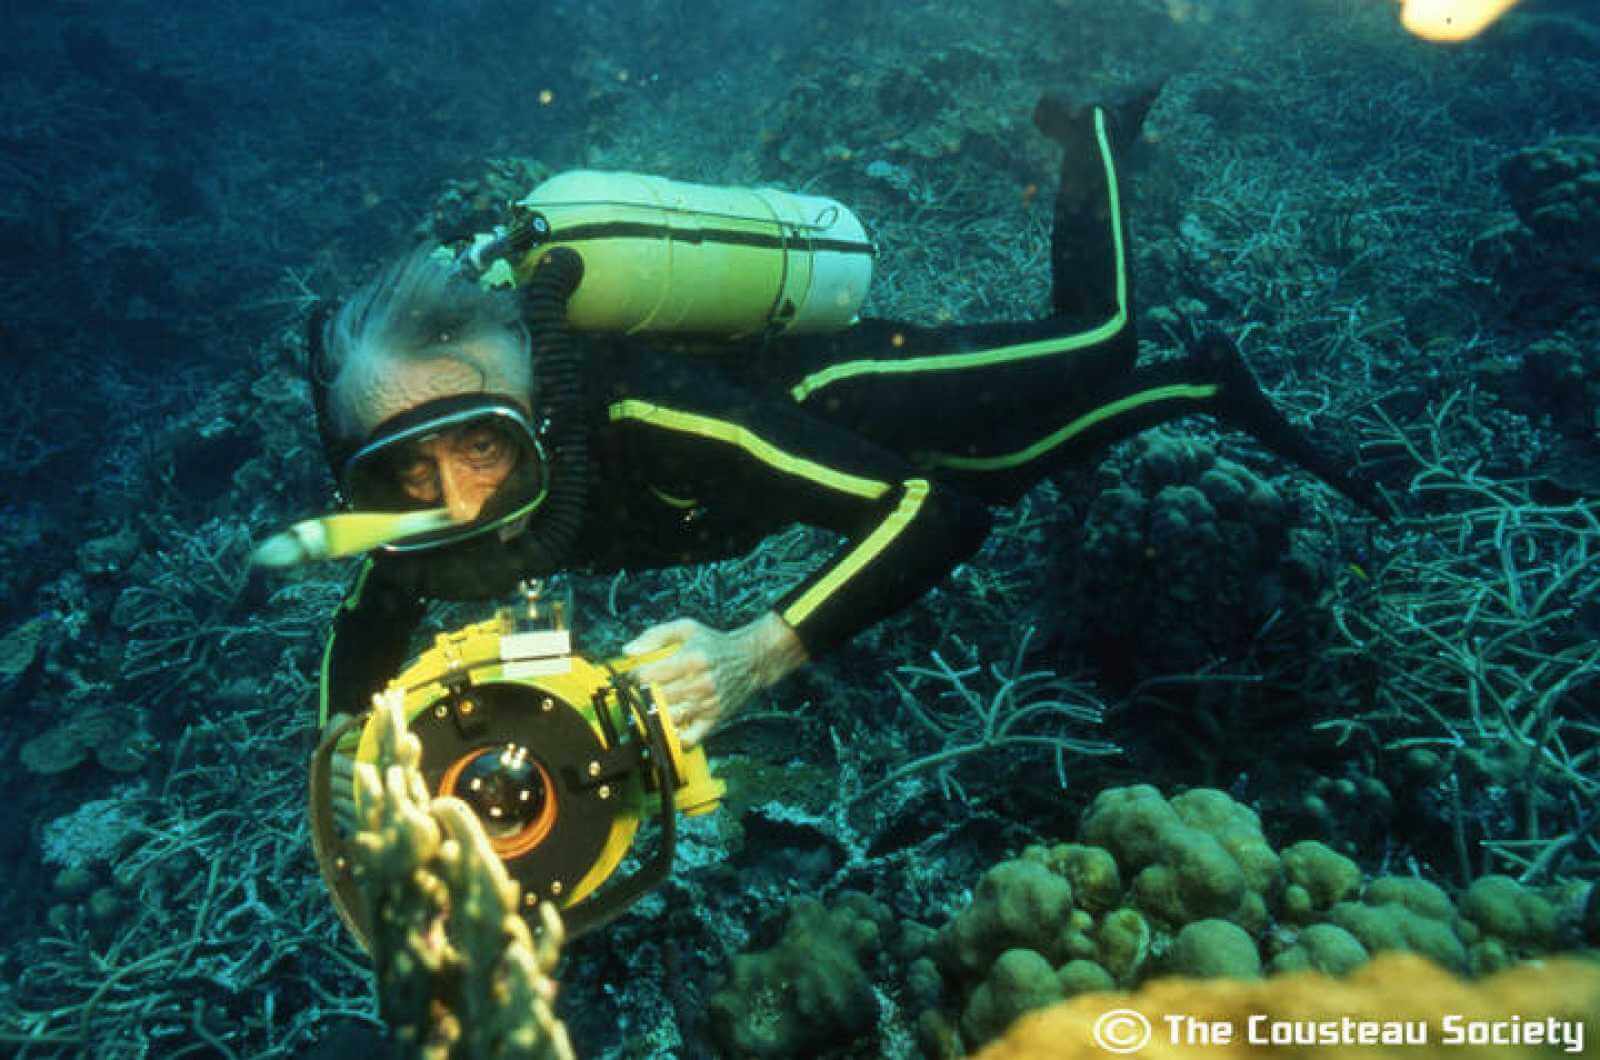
[467,170,875,339]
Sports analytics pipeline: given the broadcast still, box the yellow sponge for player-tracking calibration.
[973,952,1597,1059]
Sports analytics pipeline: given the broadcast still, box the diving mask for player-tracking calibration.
[340,394,550,552]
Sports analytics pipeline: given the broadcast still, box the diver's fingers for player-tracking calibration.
[624,617,705,656]
[650,672,718,720]
[635,645,712,689]
[670,694,722,747]
[634,653,688,687]
[677,715,716,749]
[653,680,703,726]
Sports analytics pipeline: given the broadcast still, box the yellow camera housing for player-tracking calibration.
[311,607,724,946]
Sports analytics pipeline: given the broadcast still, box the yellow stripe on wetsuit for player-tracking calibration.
[784,479,929,625]
[922,383,1219,472]
[607,400,931,627]
[789,108,1129,403]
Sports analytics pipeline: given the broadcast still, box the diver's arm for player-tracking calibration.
[610,381,994,659]
[318,557,426,729]
[767,472,992,658]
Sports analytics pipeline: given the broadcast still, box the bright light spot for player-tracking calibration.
[1399,0,1521,42]
[538,88,555,105]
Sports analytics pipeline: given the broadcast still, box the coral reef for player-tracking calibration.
[1070,431,1323,683]
[5,1,1600,1056]
[350,688,574,1060]
[910,785,1587,1055]
[759,44,1030,193]
[1471,136,1600,321]
[1500,137,1600,261]
[39,783,150,872]
[706,892,892,1058]
[1477,330,1600,442]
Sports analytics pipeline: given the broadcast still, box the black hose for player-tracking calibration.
[515,247,590,573]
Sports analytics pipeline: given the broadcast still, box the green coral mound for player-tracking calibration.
[911,784,1585,1055]
[959,948,1063,1046]
[708,892,892,1059]
[1081,784,1281,932]
[1169,919,1262,979]
[935,859,1076,977]
[712,787,1589,1058]
[1269,922,1370,975]
[1281,840,1362,921]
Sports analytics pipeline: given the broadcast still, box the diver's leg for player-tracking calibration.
[768,97,1144,451]
[923,332,1384,516]
[1183,332,1385,517]
[764,91,1160,464]
[1034,88,1159,339]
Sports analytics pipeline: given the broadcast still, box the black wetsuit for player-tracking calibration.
[316,106,1371,724]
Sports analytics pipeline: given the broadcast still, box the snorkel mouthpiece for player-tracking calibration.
[251,508,454,567]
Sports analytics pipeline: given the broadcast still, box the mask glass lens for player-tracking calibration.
[340,401,548,551]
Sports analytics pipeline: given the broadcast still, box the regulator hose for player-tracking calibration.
[514,247,590,575]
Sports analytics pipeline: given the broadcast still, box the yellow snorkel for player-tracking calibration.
[250,508,455,567]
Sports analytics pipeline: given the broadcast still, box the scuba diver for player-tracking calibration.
[308,89,1381,769]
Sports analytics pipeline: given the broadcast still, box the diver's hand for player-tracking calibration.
[624,611,808,748]
[325,713,359,836]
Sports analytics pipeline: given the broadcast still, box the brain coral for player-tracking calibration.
[1072,431,1319,681]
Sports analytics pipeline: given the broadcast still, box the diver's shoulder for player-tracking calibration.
[588,337,740,408]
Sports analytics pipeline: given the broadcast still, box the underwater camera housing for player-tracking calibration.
[309,582,724,945]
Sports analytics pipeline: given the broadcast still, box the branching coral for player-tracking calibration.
[109,515,258,680]
[351,687,574,1060]
[1325,391,1600,885]
[857,627,1120,803]
[4,689,377,1055]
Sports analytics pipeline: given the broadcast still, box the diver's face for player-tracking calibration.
[393,421,519,522]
